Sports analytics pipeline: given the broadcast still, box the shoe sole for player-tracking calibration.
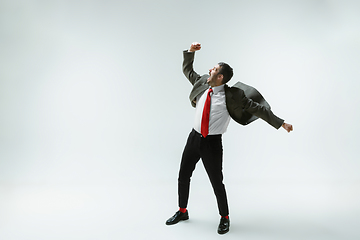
[165,216,189,225]
[218,228,229,234]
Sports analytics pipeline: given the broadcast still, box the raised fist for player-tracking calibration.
[189,42,201,52]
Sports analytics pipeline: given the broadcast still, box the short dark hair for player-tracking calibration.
[218,62,233,84]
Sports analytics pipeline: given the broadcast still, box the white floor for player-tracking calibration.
[1,180,359,240]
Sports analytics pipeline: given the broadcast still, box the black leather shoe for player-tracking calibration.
[217,217,230,234]
[166,210,189,225]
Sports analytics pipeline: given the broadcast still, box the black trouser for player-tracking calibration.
[178,129,229,217]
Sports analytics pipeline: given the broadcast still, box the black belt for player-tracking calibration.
[192,129,222,138]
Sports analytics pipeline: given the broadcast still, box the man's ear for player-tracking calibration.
[217,74,224,84]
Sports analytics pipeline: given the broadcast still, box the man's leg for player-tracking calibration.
[200,135,230,234]
[178,129,201,209]
[200,136,229,217]
[166,129,201,225]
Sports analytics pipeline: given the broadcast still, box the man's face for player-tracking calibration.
[207,64,223,86]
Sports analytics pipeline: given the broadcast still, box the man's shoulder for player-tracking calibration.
[225,82,245,98]
[226,81,271,109]
[226,81,248,90]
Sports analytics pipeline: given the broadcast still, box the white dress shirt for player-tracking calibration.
[193,84,231,135]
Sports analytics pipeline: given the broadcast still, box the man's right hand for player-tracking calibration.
[189,42,201,52]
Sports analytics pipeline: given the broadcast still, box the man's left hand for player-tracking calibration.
[282,123,293,133]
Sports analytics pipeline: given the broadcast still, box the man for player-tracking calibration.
[165,42,293,234]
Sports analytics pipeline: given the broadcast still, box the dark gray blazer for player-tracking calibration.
[183,50,284,129]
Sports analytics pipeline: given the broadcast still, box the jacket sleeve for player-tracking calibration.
[243,96,284,129]
[232,88,284,129]
[182,50,201,86]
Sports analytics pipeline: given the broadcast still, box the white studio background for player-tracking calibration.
[0,1,359,239]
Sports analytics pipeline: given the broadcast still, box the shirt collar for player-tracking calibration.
[210,84,225,94]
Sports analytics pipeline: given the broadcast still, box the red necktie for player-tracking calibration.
[201,88,213,137]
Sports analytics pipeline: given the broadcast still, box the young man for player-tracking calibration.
[165,42,293,234]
